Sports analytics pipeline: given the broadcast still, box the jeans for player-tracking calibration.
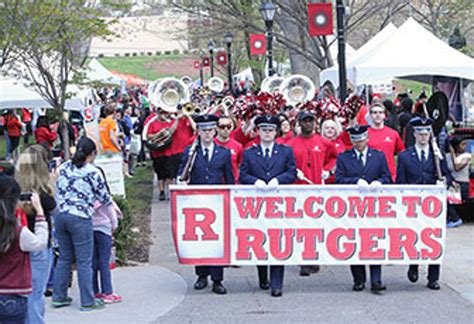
[27,248,52,324]
[53,212,95,307]
[92,231,113,295]
[0,295,28,323]
[4,132,11,159]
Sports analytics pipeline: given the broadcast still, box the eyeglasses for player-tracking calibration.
[370,110,385,115]
[218,125,233,130]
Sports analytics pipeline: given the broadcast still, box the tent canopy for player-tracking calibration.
[0,77,84,110]
[85,59,123,86]
[320,23,397,87]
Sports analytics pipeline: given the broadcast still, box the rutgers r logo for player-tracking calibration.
[313,146,321,152]
[182,208,219,241]
[384,136,392,142]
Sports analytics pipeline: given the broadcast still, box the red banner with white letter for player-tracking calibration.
[170,185,446,265]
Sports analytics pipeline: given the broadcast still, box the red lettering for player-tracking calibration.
[303,196,323,218]
[378,196,396,218]
[402,196,421,217]
[182,208,219,241]
[284,197,303,218]
[268,229,294,260]
[420,228,443,260]
[348,196,376,217]
[422,196,443,218]
[325,197,347,218]
[296,229,324,260]
[359,228,385,260]
[235,229,267,260]
[327,228,356,260]
[387,228,419,260]
[234,197,264,219]
[264,197,283,218]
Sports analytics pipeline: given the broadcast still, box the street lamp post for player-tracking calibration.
[224,32,234,94]
[260,1,276,77]
[199,49,205,86]
[208,39,216,78]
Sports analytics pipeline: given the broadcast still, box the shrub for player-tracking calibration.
[113,195,137,265]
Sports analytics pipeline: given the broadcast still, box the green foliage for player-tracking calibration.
[112,195,137,265]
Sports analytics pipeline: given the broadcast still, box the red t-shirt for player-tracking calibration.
[368,126,405,181]
[231,125,254,146]
[276,132,294,145]
[146,119,173,158]
[21,109,32,123]
[326,137,346,184]
[215,137,243,182]
[34,127,57,148]
[288,134,337,185]
[169,118,194,156]
[356,105,369,126]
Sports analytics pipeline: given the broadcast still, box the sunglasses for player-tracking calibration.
[218,124,233,130]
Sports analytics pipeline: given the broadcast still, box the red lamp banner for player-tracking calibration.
[193,61,200,69]
[250,34,266,56]
[202,57,210,67]
[216,51,227,65]
[308,3,333,36]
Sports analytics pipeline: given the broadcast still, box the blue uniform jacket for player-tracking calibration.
[239,144,297,185]
[336,148,392,184]
[178,144,235,185]
[396,146,452,185]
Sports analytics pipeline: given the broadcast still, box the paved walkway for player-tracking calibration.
[46,180,474,323]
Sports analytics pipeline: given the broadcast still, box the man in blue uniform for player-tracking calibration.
[396,117,453,290]
[239,115,297,297]
[177,114,235,295]
[336,125,392,294]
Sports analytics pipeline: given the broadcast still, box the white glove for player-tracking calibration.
[370,180,382,190]
[255,179,267,190]
[267,178,279,190]
[357,178,369,189]
[176,178,187,186]
[436,177,447,187]
[321,170,330,180]
[296,169,306,181]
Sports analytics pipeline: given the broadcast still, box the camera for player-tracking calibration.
[19,192,33,201]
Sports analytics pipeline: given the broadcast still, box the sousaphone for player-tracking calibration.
[261,75,285,94]
[151,77,190,113]
[280,74,316,106]
[207,76,225,93]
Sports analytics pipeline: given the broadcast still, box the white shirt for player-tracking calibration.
[201,143,214,161]
[354,147,368,166]
[260,143,274,158]
[415,144,430,162]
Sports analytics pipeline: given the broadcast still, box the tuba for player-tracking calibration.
[261,75,285,94]
[207,76,225,93]
[181,76,193,86]
[280,74,316,106]
[150,77,190,113]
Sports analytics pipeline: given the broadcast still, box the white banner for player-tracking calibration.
[170,185,446,265]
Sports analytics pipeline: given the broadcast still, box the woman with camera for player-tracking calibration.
[53,137,112,311]
[15,145,57,324]
[0,176,48,323]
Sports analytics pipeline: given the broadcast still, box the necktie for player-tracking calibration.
[358,153,364,167]
[204,148,209,162]
[264,147,270,160]
[421,150,426,164]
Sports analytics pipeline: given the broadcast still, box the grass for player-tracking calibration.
[98,55,186,80]
[395,79,431,98]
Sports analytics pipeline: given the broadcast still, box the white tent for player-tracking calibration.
[0,77,84,110]
[342,18,474,86]
[85,58,123,86]
[320,23,398,87]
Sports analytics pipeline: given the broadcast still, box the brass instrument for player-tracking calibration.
[182,102,203,116]
[179,136,200,183]
[280,74,316,106]
[207,77,225,93]
[150,77,190,113]
[181,76,193,86]
[261,75,285,94]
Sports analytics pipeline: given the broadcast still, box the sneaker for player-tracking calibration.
[159,191,166,201]
[80,299,105,311]
[447,219,463,228]
[52,297,73,308]
[44,289,53,297]
[95,293,104,299]
[102,293,122,304]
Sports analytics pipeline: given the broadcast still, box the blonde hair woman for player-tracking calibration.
[321,119,346,184]
[15,144,57,324]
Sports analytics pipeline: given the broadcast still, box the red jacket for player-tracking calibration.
[4,115,23,137]
[34,127,57,148]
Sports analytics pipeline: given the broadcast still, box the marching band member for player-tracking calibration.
[367,103,405,181]
[239,115,297,297]
[336,125,392,294]
[214,116,243,181]
[288,111,337,276]
[396,117,453,290]
[177,114,234,295]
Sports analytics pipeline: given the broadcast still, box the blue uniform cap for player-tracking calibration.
[347,125,369,141]
[298,111,315,121]
[410,117,433,134]
[194,114,219,130]
[255,115,279,129]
